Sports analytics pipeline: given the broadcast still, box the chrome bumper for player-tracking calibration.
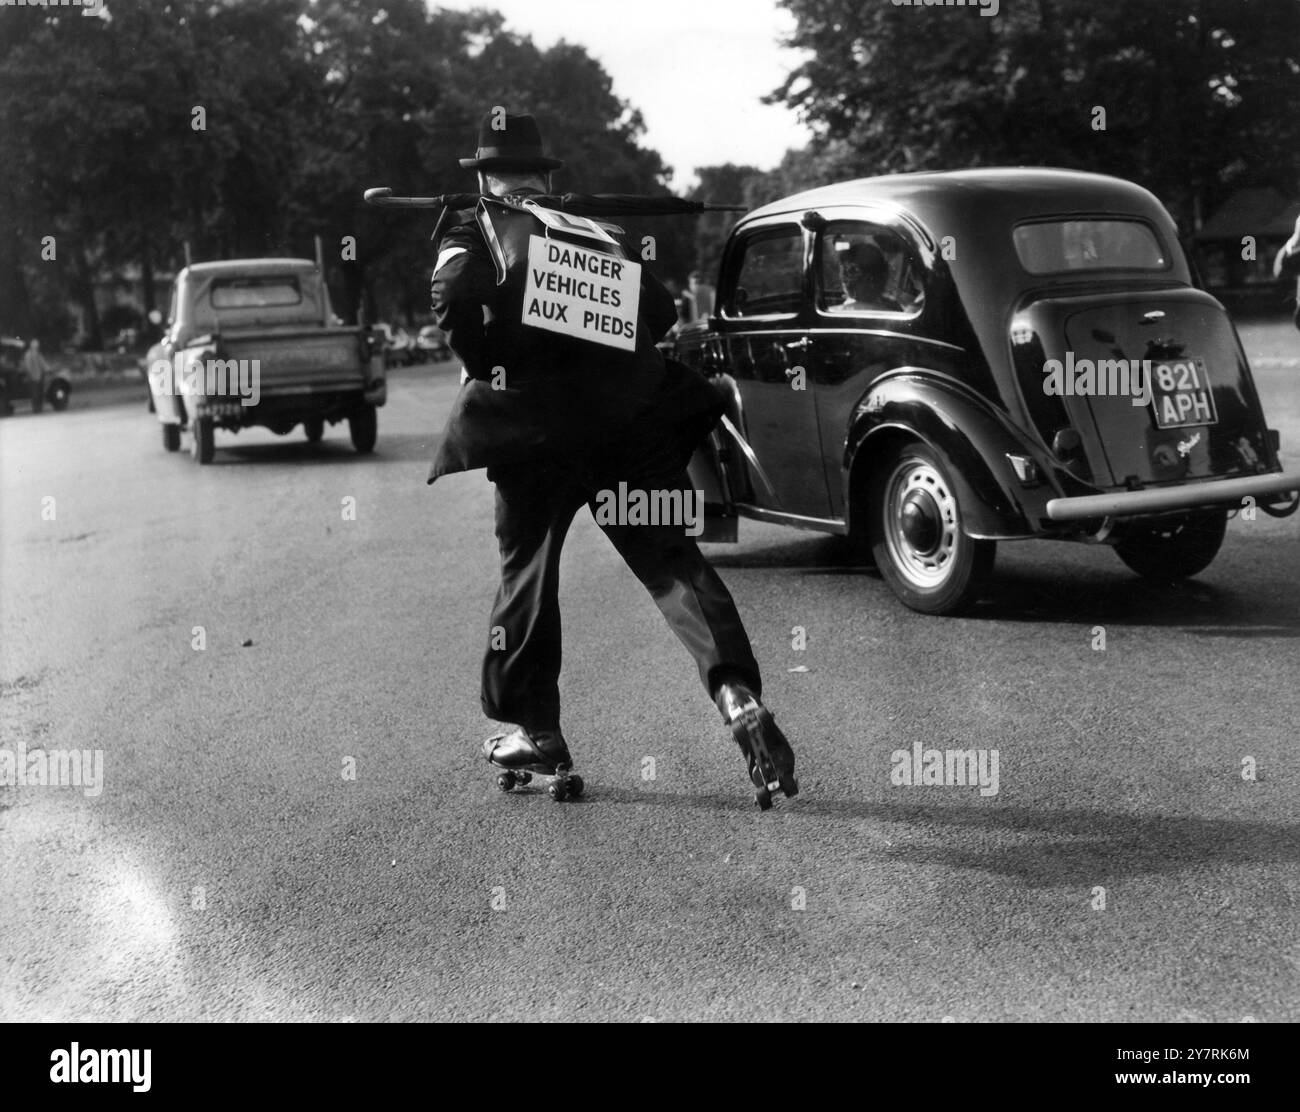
[1046,471,1300,522]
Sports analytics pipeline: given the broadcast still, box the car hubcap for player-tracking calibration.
[885,459,960,589]
[900,488,942,555]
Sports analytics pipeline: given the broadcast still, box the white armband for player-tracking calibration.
[434,246,468,275]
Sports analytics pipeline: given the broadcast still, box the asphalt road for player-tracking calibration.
[2,326,1298,1022]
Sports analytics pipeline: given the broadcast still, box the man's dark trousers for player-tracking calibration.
[481,414,761,732]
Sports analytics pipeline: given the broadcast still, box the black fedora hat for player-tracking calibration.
[459,111,564,172]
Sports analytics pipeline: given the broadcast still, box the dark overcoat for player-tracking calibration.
[426,211,722,483]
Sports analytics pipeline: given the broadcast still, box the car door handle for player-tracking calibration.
[785,338,810,351]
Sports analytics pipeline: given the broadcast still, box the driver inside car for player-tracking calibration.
[830,240,902,313]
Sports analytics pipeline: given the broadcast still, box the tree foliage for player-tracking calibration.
[766,0,1300,230]
[0,0,681,342]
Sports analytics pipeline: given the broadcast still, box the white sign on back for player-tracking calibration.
[523,201,622,244]
[522,234,641,352]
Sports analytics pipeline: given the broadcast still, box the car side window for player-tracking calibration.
[817,222,924,317]
[727,227,804,317]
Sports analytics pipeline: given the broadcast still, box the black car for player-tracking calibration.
[672,169,1300,614]
[0,336,71,415]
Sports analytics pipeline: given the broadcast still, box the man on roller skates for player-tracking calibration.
[426,110,797,808]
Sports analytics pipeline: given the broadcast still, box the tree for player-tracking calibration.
[0,1,683,341]
[0,0,315,343]
[685,164,762,281]
[769,0,1300,230]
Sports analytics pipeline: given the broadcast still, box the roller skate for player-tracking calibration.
[482,725,584,802]
[715,682,798,810]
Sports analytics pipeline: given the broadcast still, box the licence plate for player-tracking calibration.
[1149,357,1217,429]
[198,401,245,419]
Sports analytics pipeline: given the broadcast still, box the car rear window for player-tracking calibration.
[1013,220,1167,273]
[211,276,303,309]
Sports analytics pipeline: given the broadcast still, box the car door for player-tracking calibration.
[717,218,831,519]
[805,215,933,518]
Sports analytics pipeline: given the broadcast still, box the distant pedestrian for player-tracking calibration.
[685,270,715,321]
[22,339,49,413]
[1272,214,1300,328]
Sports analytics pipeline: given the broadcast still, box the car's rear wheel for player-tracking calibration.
[191,416,214,464]
[303,417,324,443]
[162,423,181,452]
[349,404,377,453]
[1114,509,1226,580]
[869,442,995,615]
[47,380,69,411]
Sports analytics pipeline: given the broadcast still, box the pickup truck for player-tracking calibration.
[669,169,1299,614]
[146,258,385,463]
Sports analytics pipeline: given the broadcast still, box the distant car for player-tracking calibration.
[669,168,1300,614]
[415,325,451,362]
[392,326,418,365]
[0,336,71,415]
[372,321,417,367]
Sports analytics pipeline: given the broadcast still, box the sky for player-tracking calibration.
[431,0,814,187]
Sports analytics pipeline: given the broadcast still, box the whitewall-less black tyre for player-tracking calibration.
[869,442,995,614]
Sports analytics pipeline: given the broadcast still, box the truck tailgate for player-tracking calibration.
[215,327,366,392]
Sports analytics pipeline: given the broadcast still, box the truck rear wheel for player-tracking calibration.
[1114,510,1226,580]
[303,417,324,443]
[349,404,377,453]
[163,423,181,452]
[191,416,215,464]
[869,442,994,615]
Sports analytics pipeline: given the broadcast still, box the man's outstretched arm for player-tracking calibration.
[430,228,497,380]
[1273,216,1300,279]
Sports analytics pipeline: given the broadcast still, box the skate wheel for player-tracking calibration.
[548,780,569,802]
[779,774,798,799]
[496,771,516,792]
[754,786,773,811]
[517,772,533,786]
[568,775,584,798]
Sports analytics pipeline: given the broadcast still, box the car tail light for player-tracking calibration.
[1006,453,1040,485]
